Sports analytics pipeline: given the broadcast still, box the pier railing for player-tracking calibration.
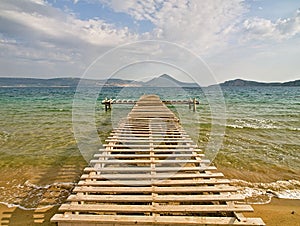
[102,97,199,111]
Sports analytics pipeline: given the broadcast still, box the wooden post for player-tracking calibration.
[193,98,197,112]
[104,98,112,111]
[109,100,112,110]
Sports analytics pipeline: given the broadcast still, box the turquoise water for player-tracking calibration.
[0,86,299,208]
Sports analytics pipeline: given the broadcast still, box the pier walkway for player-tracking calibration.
[51,95,264,225]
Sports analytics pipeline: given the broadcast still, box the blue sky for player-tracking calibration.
[0,0,299,85]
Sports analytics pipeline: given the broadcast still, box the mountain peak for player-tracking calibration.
[159,74,173,79]
[144,74,198,87]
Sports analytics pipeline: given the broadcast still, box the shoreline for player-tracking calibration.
[1,198,299,225]
[245,198,300,226]
[0,204,58,226]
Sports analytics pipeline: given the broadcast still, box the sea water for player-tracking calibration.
[0,86,299,209]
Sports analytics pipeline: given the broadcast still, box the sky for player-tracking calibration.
[0,0,300,86]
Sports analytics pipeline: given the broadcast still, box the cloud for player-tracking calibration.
[0,0,139,76]
[242,9,300,41]
[1,0,299,82]
[0,0,138,46]
[100,0,248,53]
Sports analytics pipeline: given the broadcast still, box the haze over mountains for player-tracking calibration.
[0,75,299,87]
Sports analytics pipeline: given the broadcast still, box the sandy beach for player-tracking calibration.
[0,198,299,225]
[245,198,300,226]
[0,204,57,226]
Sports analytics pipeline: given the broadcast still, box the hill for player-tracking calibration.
[0,75,197,87]
[0,77,142,87]
[219,78,300,87]
[0,76,299,87]
[144,74,199,87]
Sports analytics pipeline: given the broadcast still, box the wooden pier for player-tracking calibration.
[102,98,199,111]
[51,95,264,225]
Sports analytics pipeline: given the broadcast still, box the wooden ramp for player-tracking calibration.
[51,95,265,226]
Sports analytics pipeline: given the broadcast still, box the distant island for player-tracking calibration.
[0,74,199,88]
[218,78,300,87]
[0,75,299,87]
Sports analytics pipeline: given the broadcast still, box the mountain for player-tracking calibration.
[0,77,142,87]
[218,78,300,87]
[0,77,86,87]
[1,76,299,87]
[0,75,197,87]
[144,74,199,87]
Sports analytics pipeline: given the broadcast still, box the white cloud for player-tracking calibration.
[1,0,300,82]
[0,1,138,46]
[242,9,300,41]
[0,0,139,76]
[100,0,247,53]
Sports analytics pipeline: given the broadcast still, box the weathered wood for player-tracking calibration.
[104,139,193,142]
[94,153,205,158]
[90,159,210,164]
[109,133,191,137]
[97,148,202,153]
[59,203,253,213]
[83,166,218,173]
[78,178,231,186]
[103,144,198,148]
[51,214,265,225]
[67,194,245,202]
[51,94,264,226]
[73,185,237,193]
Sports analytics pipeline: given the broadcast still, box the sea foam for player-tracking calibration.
[231,179,300,204]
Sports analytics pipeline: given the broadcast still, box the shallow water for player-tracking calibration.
[0,86,299,208]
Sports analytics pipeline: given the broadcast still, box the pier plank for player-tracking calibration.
[52,214,265,225]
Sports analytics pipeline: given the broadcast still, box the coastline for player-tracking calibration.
[244,198,300,226]
[1,198,299,225]
[0,204,58,225]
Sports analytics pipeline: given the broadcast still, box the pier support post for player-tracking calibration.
[104,98,112,111]
[193,98,197,112]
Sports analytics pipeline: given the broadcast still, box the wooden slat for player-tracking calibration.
[106,137,194,141]
[51,214,265,225]
[94,153,205,158]
[109,133,191,137]
[73,185,237,193]
[90,159,210,164]
[78,178,231,186]
[104,139,193,143]
[67,194,245,202]
[99,148,201,153]
[80,172,222,180]
[118,130,182,132]
[59,203,253,213]
[83,166,218,173]
[103,144,197,148]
